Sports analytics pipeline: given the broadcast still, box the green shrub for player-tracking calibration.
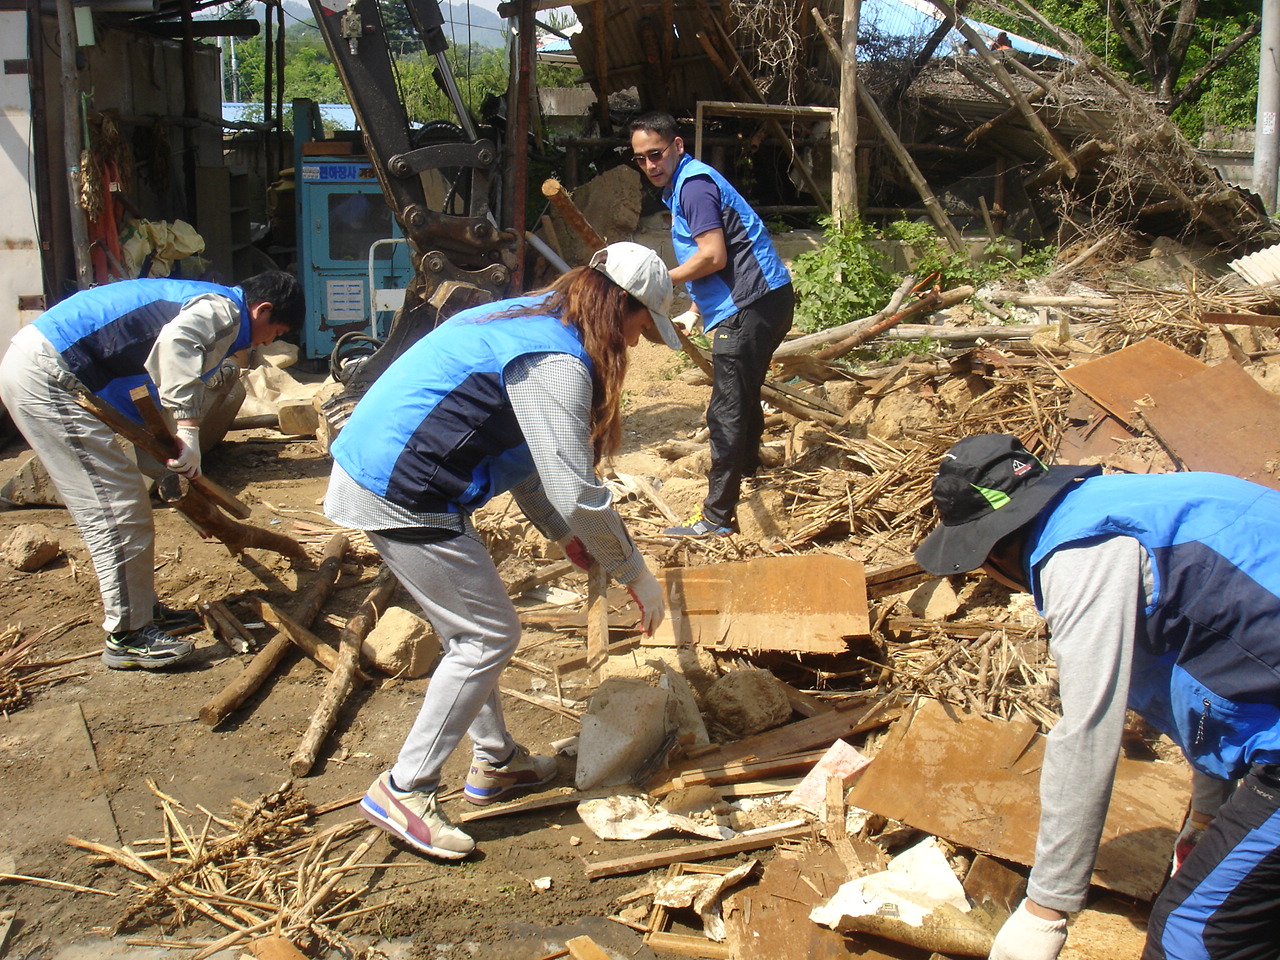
[790,217,1056,334]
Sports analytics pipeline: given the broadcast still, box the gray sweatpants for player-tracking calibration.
[0,325,156,634]
[370,531,520,793]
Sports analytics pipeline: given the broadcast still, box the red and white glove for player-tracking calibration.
[167,424,202,479]
[1172,811,1213,875]
[557,536,594,571]
[626,568,665,636]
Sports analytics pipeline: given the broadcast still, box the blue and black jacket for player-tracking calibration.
[664,155,791,330]
[330,298,590,515]
[1027,472,1280,780]
[33,278,251,423]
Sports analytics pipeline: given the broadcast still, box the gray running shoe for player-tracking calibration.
[102,623,195,670]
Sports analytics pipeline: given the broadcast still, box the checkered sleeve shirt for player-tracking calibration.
[506,352,647,585]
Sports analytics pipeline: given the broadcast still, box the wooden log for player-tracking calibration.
[155,475,310,564]
[288,567,395,776]
[1023,138,1116,191]
[257,599,343,673]
[75,388,250,519]
[541,179,605,251]
[198,534,347,727]
[811,285,975,362]
[773,275,916,358]
[200,600,255,653]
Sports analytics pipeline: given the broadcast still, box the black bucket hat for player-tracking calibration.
[914,434,1101,575]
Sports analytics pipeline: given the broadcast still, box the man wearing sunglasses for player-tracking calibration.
[628,111,794,539]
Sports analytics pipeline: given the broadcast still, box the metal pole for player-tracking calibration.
[1255,0,1280,213]
[53,0,91,289]
[512,0,532,290]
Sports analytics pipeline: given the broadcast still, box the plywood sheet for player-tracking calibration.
[725,849,921,960]
[847,700,1187,902]
[1059,339,1207,427]
[647,555,870,654]
[1142,361,1280,491]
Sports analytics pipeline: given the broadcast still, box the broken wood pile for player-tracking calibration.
[67,781,385,959]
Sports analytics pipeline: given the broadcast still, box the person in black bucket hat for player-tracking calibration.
[916,434,1280,960]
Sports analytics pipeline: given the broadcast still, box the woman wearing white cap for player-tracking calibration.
[322,242,679,861]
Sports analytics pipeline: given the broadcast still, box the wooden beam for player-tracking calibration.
[583,823,812,879]
[812,11,963,253]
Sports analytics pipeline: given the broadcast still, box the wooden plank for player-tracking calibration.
[647,697,899,795]
[1142,361,1280,491]
[725,850,893,960]
[847,699,1188,901]
[565,935,615,960]
[585,563,610,683]
[647,555,870,654]
[582,824,812,880]
[1059,339,1207,427]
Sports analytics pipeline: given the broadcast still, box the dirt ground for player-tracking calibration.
[0,340,730,960]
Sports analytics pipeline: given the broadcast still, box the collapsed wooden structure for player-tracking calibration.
[547,0,1273,252]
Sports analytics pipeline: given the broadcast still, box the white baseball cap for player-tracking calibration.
[589,242,679,349]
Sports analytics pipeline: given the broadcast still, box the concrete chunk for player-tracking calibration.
[575,678,674,790]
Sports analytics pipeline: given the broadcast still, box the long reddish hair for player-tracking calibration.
[487,267,636,463]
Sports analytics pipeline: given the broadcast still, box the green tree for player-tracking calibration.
[974,0,1259,131]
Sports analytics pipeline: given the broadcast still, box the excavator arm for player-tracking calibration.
[305,0,517,419]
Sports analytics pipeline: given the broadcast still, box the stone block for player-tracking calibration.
[360,606,440,679]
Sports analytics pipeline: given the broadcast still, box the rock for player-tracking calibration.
[576,678,675,790]
[704,668,792,738]
[907,577,961,621]
[659,663,710,749]
[3,524,61,571]
[360,606,440,678]
[0,455,64,508]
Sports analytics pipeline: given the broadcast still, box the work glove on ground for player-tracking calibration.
[167,424,202,479]
[990,900,1067,960]
[557,535,594,571]
[626,567,665,636]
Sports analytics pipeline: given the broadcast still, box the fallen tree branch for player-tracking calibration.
[288,567,395,777]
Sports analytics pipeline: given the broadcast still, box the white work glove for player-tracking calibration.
[990,900,1067,960]
[557,535,594,571]
[626,567,665,636]
[167,424,202,479]
[671,309,700,335]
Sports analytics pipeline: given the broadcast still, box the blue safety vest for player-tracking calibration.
[1027,472,1280,779]
[33,279,251,423]
[664,155,791,330]
[330,298,591,514]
